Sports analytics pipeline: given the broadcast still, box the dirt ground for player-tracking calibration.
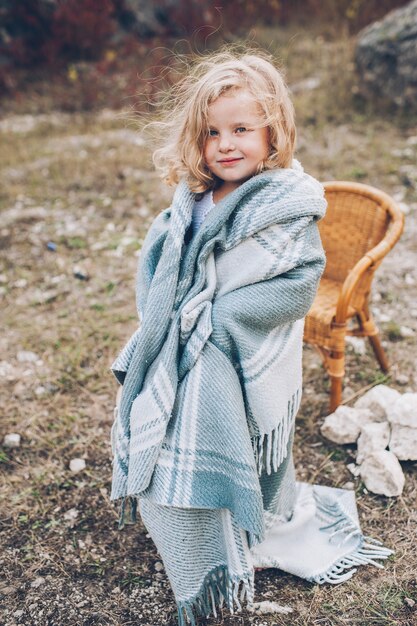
[1,28,417,626]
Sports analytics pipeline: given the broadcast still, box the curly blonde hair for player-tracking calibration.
[150,48,296,193]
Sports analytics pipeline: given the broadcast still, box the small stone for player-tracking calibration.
[14,278,28,288]
[4,433,21,448]
[357,422,390,464]
[35,385,47,396]
[347,463,361,477]
[31,576,46,588]
[69,458,86,473]
[138,206,150,218]
[63,508,79,521]
[395,374,409,386]
[321,406,371,444]
[360,450,405,497]
[354,385,401,421]
[17,350,39,363]
[404,597,415,608]
[154,561,164,572]
[111,587,121,594]
[342,481,355,490]
[248,600,293,615]
[13,610,24,618]
[400,326,415,338]
[345,336,366,355]
[73,269,90,281]
[0,361,18,380]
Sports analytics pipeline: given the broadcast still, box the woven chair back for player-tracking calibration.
[320,188,390,284]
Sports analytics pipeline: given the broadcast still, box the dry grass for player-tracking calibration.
[1,25,417,626]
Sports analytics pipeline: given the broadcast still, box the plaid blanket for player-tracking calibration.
[109,162,392,624]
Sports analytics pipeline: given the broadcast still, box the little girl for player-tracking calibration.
[110,49,392,625]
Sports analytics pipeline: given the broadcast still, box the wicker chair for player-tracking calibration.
[304,181,405,412]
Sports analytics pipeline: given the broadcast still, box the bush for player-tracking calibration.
[0,0,119,68]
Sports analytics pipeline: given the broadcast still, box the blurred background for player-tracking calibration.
[1,2,417,626]
[0,0,414,113]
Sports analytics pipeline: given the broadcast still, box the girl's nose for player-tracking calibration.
[219,135,235,152]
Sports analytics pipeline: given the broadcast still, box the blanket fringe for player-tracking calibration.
[252,389,300,475]
[308,489,394,585]
[176,565,254,626]
[308,540,394,585]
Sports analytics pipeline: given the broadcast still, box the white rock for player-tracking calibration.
[345,336,366,355]
[321,406,371,444]
[357,422,390,464]
[69,458,86,473]
[387,393,417,427]
[248,601,293,615]
[4,433,21,448]
[17,350,39,363]
[14,278,28,288]
[347,462,361,477]
[395,374,409,386]
[0,361,19,380]
[400,325,415,337]
[389,424,417,461]
[354,385,401,421]
[31,577,46,588]
[63,508,79,521]
[360,450,405,497]
[138,206,150,218]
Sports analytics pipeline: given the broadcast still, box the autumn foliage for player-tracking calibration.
[0,0,411,106]
[1,0,119,68]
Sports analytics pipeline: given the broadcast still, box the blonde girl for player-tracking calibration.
[110,49,392,626]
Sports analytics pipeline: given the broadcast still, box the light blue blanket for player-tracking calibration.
[110,162,392,624]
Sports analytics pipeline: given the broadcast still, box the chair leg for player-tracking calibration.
[330,375,343,412]
[357,308,389,373]
[368,333,389,373]
[327,350,345,413]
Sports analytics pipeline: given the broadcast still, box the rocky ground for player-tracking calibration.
[1,27,417,626]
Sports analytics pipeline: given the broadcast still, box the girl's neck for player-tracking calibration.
[212,181,240,204]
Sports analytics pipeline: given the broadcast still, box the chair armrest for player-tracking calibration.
[334,255,373,325]
[334,206,404,325]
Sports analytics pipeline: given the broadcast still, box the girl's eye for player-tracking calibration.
[208,129,218,137]
[235,127,247,133]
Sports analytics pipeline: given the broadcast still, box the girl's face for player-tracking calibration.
[204,89,270,195]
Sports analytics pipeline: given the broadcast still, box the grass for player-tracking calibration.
[1,22,417,626]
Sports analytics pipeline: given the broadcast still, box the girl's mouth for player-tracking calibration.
[218,158,243,165]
